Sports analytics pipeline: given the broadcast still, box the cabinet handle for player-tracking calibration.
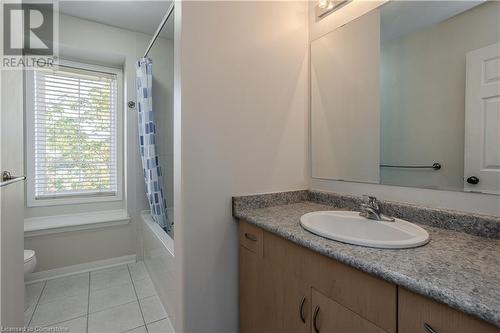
[244,233,257,241]
[424,323,438,333]
[313,305,320,333]
[298,296,306,323]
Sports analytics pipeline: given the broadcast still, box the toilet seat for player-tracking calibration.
[24,249,35,264]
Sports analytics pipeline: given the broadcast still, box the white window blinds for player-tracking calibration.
[32,65,118,199]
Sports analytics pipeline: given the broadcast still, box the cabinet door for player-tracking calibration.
[258,258,309,333]
[311,288,386,333]
[398,288,499,333]
[265,231,396,333]
[240,245,260,333]
[240,244,309,333]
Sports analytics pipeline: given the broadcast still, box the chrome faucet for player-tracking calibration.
[359,195,395,222]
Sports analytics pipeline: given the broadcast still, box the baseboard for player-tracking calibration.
[26,254,137,284]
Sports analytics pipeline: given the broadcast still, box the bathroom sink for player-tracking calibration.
[300,211,429,249]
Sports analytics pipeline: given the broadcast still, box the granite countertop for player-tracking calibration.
[233,193,500,328]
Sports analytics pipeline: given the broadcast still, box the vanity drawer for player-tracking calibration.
[264,231,397,333]
[398,288,499,333]
[239,220,263,256]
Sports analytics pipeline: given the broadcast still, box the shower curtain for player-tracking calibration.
[136,58,172,233]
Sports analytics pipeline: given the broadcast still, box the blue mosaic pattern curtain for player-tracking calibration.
[136,58,171,232]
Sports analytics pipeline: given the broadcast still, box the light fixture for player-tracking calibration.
[316,0,351,20]
[318,0,330,9]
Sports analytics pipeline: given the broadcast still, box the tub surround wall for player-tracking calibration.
[232,190,500,327]
[141,212,175,324]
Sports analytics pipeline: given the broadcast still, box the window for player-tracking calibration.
[26,60,123,206]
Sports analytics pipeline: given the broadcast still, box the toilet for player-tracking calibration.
[24,250,37,310]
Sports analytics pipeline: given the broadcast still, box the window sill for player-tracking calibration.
[24,209,131,237]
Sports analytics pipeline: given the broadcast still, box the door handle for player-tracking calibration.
[424,323,439,333]
[0,171,26,188]
[244,233,257,242]
[298,296,306,323]
[466,176,479,185]
[313,305,320,333]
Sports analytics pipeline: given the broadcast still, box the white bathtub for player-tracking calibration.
[141,212,175,323]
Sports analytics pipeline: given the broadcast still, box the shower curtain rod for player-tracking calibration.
[144,2,175,58]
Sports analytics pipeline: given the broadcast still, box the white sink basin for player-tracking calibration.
[300,211,429,249]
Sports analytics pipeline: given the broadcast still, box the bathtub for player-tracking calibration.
[141,212,175,323]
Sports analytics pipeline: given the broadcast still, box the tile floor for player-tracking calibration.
[25,262,174,333]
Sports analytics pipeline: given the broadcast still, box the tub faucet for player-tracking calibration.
[359,195,395,222]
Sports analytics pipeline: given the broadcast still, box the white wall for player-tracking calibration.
[23,14,175,271]
[309,1,500,217]
[380,1,500,190]
[175,1,308,331]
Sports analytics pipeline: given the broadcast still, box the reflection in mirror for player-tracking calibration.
[311,9,380,184]
[311,1,500,195]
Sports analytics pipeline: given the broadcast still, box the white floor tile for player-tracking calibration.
[90,282,136,313]
[31,293,88,327]
[147,318,174,333]
[133,276,156,299]
[88,301,145,333]
[25,263,162,332]
[51,315,87,333]
[128,262,148,282]
[125,326,147,333]
[40,273,89,303]
[139,296,167,324]
[25,282,45,309]
[90,265,132,292]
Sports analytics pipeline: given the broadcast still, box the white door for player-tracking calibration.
[0,69,25,326]
[464,43,500,194]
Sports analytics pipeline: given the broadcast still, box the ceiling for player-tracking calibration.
[59,1,174,39]
[381,1,485,43]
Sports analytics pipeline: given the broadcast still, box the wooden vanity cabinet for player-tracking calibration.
[398,288,499,333]
[239,220,500,333]
[239,220,396,333]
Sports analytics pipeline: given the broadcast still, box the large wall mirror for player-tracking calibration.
[311,0,500,195]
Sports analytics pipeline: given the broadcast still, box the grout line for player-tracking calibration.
[127,264,149,333]
[86,272,90,333]
[43,314,87,328]
[88,299,138,316]
[139,294,156,301]
[123,324,147,333]
[146,317,169,326]
[148,317,174,333]
[27,280,47,327]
